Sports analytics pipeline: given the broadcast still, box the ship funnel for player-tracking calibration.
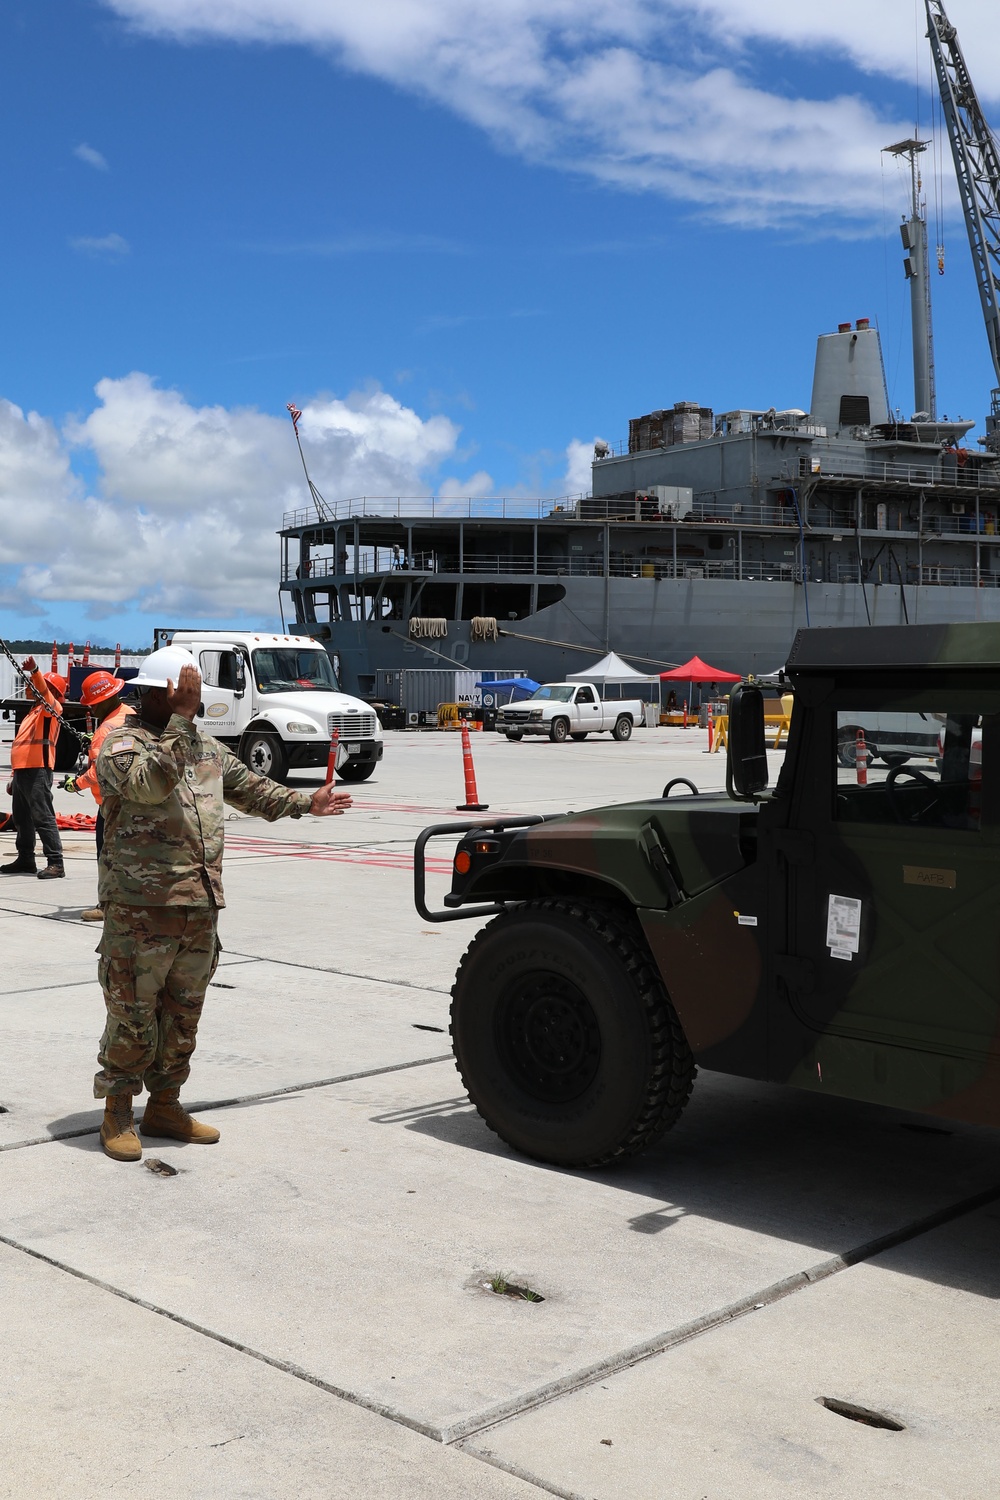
[810,323,890,432]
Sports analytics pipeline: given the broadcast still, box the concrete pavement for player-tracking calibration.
[0,726,997,1498]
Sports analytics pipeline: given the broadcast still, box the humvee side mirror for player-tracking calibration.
[728,684,768,798]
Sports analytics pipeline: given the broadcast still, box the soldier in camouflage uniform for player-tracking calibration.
[94,646,352,1162]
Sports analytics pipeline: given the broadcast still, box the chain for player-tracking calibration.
[0,637,89,746]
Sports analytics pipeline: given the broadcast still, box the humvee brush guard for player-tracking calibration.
[414,624,1000,1167]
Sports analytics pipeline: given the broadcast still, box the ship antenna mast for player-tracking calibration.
[286,402,331,521]
[883,136,936,420]
[925,0,1000,446]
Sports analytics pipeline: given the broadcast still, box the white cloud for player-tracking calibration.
[438,469,494,500]
[96,0,991,229]
[70,233,130,258]
[563,438,602,495]
[73,142,110,171]
[0,376,484,620]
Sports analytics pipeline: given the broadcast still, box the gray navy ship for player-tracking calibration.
[279,1,1000,699]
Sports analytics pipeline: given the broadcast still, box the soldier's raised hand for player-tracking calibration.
[309,784,353,817]
[165,664,202,721]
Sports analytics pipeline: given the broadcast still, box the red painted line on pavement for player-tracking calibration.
[225,835,454,874]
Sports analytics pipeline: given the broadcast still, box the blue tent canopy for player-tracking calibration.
[475,677,540,697]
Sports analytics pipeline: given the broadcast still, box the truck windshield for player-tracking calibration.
[528,685,575,703]
[253,649,339,694]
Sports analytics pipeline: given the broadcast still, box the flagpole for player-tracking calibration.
[286,403,330,521]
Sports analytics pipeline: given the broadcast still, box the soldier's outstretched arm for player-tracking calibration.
[221,754,352,821]
[96,716,196,805]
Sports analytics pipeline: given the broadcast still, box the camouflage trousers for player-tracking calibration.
[94,904,221,1099]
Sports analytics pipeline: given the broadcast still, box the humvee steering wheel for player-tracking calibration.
[885,764,940,823]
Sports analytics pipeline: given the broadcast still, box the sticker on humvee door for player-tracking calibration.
[826,893,861,961]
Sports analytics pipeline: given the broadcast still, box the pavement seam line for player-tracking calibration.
[441,1177,1000,1445]
[453,1447,587,1500]
[0,1053,453,1153]
[0,904,451,992]
[222,948,451,994]
[0,1230,446,1444]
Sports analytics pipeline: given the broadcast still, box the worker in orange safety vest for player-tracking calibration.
[64,670,129,921]
[2,656,68,879]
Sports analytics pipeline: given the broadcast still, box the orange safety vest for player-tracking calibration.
[76,703,131,806]
[11,672,63,772]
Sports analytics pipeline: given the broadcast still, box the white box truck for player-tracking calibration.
[156,629,383,783]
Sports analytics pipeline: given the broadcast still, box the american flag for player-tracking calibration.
[287,402,303,433]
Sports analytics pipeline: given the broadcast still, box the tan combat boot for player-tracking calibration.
[141,1090,220,1144]
[100,1094,142,1162]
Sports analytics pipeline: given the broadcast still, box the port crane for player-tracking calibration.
[926,0,1000,448]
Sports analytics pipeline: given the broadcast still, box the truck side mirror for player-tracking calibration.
[233,653,246,699]
[727,684,768,798]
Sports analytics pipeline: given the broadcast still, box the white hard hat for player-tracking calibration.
[130,645,200,690]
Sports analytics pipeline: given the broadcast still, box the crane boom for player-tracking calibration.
[926,0,1000,409]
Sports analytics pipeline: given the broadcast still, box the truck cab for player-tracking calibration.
[157,628,383,783]
[496,682,642,742]
[415,623,1000,1167]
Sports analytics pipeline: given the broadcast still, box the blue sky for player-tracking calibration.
[0,0,997,646]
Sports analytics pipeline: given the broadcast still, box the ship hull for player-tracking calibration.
[324,575,1000,694]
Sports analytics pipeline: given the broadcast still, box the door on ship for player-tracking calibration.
[775,685,1000,1117]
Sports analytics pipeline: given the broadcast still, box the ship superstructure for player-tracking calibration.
[278,0,1000,698]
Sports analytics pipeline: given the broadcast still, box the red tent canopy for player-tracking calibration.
[659,655,741,683]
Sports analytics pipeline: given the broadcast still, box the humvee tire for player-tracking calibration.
[451,899,695,1167]
[505,730,523,741]
[570,732,589,741]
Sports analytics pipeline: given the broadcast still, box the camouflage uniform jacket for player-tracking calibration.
[96,712,311,908]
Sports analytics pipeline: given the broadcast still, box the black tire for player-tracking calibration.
[505,731,523,742]
[241,732,288,782]
[336,761,376,782]
[549,717,570,743]
[569,732,589,742]
[612,715,633,742]
[880,752,910,769]
[450,899,696,1168]
[837,726,872,768]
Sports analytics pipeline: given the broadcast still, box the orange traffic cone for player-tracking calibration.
[457,722,489,811]
[326,728,340,784]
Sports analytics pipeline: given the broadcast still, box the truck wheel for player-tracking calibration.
[549,717,570,743]
[505,731,523,742]
[612,715,633,742]
[451,899,696,1168]
[241,732,288,783]
[336,762,376,782]
[570,732,589,742]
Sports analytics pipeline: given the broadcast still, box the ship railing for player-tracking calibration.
[816,458,1000,490]
[280,496,588,528]
[281,553,812,584]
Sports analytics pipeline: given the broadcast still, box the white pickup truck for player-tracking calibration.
[157,629,383,783]
[496,683,643,743]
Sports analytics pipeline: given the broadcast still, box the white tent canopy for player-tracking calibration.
[567,651,661,685]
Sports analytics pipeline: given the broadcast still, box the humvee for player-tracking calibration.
[413,624,1000,1168]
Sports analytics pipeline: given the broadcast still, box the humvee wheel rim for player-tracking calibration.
[495,971,602,1103]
